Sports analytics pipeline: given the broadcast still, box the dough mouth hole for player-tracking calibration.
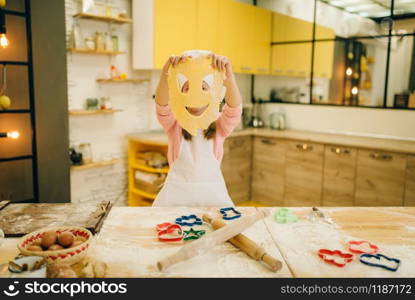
[185,104,209,116]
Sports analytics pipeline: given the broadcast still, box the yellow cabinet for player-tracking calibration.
[153,0,197,69]
[252,7,272,74]
[196,0,220,53]
[272,12,313,42]
[313,25,335,78]
[272,43,311,77]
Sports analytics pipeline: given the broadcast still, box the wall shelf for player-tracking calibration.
[131,187,156,200]
[70,159,120,171]
[69,109,123,116]
[131,163,169,174]
[67,48,125,55]
[73,13,132,24]
[96,78,150,84]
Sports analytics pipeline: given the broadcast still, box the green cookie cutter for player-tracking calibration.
[274,208,298,224]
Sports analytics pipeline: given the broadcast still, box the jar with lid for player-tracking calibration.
[79,143,93,164]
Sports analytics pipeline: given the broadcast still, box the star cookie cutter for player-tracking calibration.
[183,228,206,241]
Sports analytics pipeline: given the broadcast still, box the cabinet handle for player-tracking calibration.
[331,147,350,155]
[230,139,245,149]
[296,143,313,151]
[257,68,268,72]
[370,152,393,161]
[261,139,276,145]
[287,70,294,74]
[240,66,251,71]
[274,69,283,73]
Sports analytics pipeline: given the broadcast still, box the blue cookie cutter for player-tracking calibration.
[175,214,202,226]
[220,207,241,220]
[359,253,401,272]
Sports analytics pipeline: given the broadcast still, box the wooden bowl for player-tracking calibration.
[18,227,92,265]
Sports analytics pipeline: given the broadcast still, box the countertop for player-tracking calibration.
[2,207,415,277]
[128,128,415,155]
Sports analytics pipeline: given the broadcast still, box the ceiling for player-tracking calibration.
[321,0,415,18]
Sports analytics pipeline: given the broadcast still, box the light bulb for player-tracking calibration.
[351,86,359,95]
[346,67,353,76]
[0,33,9,48]
[7,131,19,139]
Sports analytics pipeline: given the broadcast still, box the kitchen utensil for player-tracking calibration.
[156,223,183,242]
[219,207,241,220]
[183,228,206,241]
[18,227,92,265]
[175,214,202,227]
[347,240,379,255]
[249,101,264,128]
[69,148,82,165]
[309,207,334,224]
[359,253,400,272]
[274,208,298,224]
[157,209,270,271]
[318,249,354,267]
[203,213,282,272]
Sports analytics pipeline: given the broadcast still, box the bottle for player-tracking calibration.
[104,32,112,51]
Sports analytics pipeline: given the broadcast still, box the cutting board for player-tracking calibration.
[0,201,113,237]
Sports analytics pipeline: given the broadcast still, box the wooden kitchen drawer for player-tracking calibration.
[322,145,357,206]
[404,155,415,206]
[222,136,252,205]
[355,149,406,206]
[251,137,286,205]
[284,140,324,206]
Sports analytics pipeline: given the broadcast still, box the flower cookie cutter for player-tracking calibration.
[317,249,354,267]
[183,228,206,241]
[219,207,241,220]
[359,253,401,272]
[156,222,183,242]
[274,208,298,224]
[347,240,379,255]
[175,214,203,226]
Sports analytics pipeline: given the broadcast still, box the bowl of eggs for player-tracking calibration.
[17,227,92,265]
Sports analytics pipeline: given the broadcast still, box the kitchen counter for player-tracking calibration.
[128,128,415,155]
[2,207,414,277]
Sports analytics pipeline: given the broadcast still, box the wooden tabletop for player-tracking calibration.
[1,207,414,277]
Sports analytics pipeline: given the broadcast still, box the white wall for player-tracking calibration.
[65,0,158,205]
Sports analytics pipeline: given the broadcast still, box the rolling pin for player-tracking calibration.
[202,214,282,272]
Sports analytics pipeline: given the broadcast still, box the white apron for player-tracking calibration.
[153,130,233,207]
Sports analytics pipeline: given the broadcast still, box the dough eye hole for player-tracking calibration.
[202,74,213,92]
[177,73,189,94]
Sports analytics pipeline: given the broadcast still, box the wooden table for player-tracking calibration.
[1,207,414,277]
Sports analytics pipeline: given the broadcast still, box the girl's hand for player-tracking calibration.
[209,54,234,81]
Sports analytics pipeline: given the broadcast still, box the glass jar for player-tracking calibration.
[79,143,93,164]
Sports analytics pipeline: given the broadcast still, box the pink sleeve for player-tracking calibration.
[216,104,242,138]
[156,104,177,133]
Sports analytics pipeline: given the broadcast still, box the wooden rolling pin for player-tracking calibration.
[202,214,282,272]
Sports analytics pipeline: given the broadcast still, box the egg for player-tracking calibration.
[70,240,84,248]
[57,232,74,247]
[41,231,57,249]
[27,245,43,252]
[48,244,64,251]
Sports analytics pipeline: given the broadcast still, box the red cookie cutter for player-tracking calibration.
[156,222,183,242]
[317,249,354,267]
[347,240,379,255]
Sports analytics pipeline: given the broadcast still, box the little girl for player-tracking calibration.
[152,50,242,207]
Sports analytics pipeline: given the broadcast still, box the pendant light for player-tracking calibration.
[0,9,9,48]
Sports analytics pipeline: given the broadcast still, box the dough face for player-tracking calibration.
[167,55,226,136]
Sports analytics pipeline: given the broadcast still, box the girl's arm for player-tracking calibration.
[210,54,242,108]
[210,54,242,137]
[155,56,187,131]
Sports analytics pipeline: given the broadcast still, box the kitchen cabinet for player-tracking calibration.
[272,12,313,42]
[284,141,324,206]
[322,145,357,206]
[153,0,197,69]
[196,0,220,53]
[355,150,406,206]
[134,0,271,74]
[222,136,252,204]
[272,43,312,77]
[404,155,415,206]
[251,137,286,206]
